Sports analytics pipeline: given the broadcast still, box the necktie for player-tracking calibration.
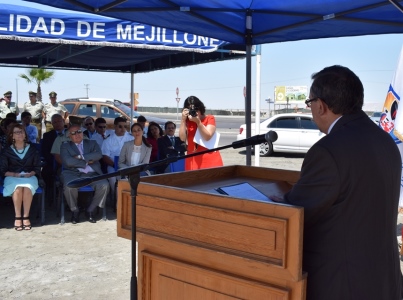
[170,137,175,146]
[77,143,94,173]
[102,134,105,139]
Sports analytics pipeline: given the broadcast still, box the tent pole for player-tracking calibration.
[254,45,261,165]
[245,45,252,166]
[245,11,252,166]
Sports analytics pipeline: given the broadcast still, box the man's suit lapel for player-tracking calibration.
[72,141,81,156]
[165,136,171,147]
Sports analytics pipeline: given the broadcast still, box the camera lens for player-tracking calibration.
[189,109,197,117]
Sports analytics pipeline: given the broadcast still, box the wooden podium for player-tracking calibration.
[117,165,306,300]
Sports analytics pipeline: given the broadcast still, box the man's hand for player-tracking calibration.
[270,195,287,203]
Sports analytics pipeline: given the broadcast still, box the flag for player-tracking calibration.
[380,46,403,207]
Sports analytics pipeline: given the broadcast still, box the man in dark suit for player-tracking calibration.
[41,114,65,204]
[272,65,402,299]
[60,124,109,224]
[82,116,96,139]
[156,121,186,174]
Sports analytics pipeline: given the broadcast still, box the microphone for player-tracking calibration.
[231,131,278,149]
[68,177,94,188]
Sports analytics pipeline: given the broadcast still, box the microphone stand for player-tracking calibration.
[66,132,276,300]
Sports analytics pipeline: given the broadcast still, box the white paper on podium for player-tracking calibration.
[193,129,220,150]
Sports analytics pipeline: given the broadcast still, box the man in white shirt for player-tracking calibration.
[91,117,113,148]
[101,117,133,207]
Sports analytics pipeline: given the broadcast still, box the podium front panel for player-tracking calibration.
[117,165,306,300]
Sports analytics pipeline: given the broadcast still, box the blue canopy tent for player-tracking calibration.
[0,2,248,72]
[25,0,403,164]
[0,1,250,129]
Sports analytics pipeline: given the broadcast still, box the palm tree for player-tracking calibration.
[19,68,55,101]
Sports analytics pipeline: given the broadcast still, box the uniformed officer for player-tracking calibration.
[0,91,19,119]
[43,91,68,132]
[23,91,44,142]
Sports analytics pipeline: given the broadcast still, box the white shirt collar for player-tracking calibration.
[328,116,343,134]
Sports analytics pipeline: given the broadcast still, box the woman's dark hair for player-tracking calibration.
[131,122,151,147]
[147,121,163,139]
[7,123,27,146]
[183,95,206,115]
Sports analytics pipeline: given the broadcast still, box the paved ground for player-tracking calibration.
[0,146,401,299]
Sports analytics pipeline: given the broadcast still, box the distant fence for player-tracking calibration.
[136,106,379,117]
[137,106,312,116]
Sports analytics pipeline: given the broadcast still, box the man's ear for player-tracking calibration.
[317,98,328,116]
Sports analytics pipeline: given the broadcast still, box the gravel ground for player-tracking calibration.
[0,147,401,299]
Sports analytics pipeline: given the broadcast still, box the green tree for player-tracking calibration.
[19,68,55,101]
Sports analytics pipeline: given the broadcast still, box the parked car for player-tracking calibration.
[60,98,166,130]
[236,113,325,156]
[369,111,382,124]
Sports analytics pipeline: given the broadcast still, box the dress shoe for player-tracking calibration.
[71,210,80,224]
[86,211,97,223]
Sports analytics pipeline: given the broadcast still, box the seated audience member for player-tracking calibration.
[21,111,38,144]
[101,117,133,204]
[60,125,109,224]
[5,112,17,120]
[82,116,96,139]
[146,121,163,163]
[91,117,113,148]
[41,114,66,202]
[51,121,89,167]
[119,123,151,179]
[0,118,18,152]
[0,124,42,231]
[91,117,112,173]
[136,115,148,136]
[156,121,187,174]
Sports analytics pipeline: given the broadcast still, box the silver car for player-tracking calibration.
[236,113,325,156]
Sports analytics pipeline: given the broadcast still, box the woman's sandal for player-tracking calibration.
[22,217,32,231]
[14,217,23,231]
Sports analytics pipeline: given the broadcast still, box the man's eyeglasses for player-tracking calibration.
[70,130,83,135]
[5,96,11,99]
[118,125,128,129]
[166,127,176,130]
[85,123,93,126]
[13,130,23,135]
[98,126,106,129]
[305,97,319,108]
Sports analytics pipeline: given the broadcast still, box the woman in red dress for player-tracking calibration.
[179,96,223,170]
[146,121,163,163]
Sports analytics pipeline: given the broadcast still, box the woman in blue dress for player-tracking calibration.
[0,124,41,230]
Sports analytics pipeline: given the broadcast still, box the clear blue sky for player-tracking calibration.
[1,0,402,110]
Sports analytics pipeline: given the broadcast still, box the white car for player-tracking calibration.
[236,113,325,156]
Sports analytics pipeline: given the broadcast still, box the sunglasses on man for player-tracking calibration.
[70,130,83,135]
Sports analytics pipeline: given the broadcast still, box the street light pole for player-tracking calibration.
[175,87,180,121]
